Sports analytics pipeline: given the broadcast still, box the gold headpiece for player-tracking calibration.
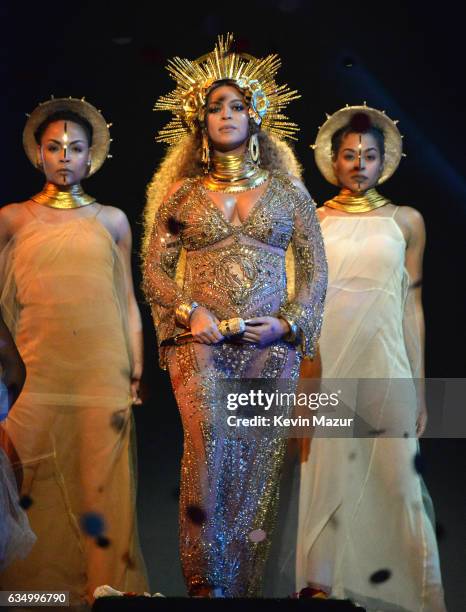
[23,96,112,177]
[154,33,300,144]
[311,104,404,186]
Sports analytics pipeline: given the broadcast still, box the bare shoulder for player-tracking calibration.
[96,204,130,241]
[0,202,30,235]
[395,205,425,239]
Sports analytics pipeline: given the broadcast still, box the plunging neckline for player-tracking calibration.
[199,175,272,230]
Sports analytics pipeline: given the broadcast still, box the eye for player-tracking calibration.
[343,154,354,161]
[72,146,83,153]
[366,154,376,161]
[207,105,221,114]
[47,144,59,152]
[232,103,245,111]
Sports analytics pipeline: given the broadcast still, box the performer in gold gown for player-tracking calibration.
[297,106,446,610]
[143,34,327,597]
[0,97,147,606]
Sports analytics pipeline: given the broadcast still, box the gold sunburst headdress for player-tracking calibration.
[23,96,112,177]
[312,103,404,186]
[154,33,300,144]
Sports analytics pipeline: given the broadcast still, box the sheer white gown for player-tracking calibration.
[296,208,446,611]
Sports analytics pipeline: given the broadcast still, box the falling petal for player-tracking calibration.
[96,536,111,548]
[299,586,328,598]
[370,569,392,584]
[248,528,267,543]
[19,495,33,510]
[167,216,186,235]
[80,512,106,537]
[186,504,206,525]
[350,112,372,132]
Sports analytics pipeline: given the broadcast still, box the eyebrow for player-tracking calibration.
[342,147,378,153]
[46,138,87,145]
[209,97,244,104]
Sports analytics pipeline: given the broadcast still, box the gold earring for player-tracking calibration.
[201,132,210,172]
[249,133,260,164]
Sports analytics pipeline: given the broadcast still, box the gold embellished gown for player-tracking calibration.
[0,212,148,606]
[144,172,327,597]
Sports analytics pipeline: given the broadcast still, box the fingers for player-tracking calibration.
[417,420,426,438]
[416,413,427,438]
[243,331,260,343]
[131,380,142,406]
[245,317,269,325]
[193,326,224,344]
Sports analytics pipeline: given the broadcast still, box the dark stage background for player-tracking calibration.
[1,2,465,609]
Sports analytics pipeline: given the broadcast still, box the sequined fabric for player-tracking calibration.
[144,172,327,596]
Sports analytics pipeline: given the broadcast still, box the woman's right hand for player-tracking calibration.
[189,306,223,344]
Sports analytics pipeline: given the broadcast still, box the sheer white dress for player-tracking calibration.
[296,208,446,611]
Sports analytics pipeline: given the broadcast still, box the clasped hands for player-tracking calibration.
[189,306,290,346]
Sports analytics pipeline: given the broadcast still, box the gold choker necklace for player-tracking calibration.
[203,153,269,193]
[324,188,391,213]
[31,183,96,209]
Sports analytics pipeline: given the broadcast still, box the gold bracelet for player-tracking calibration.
[175,301,199,327]
[278,315,299,343]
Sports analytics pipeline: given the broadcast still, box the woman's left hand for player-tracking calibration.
[242,317,289,346]
[416,403,428,437]
[131,376,142,406]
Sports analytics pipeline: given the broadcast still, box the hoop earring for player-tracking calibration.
[201,132,210,173]
[249,133,260,164]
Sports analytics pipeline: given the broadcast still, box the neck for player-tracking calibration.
[204,150,268,193]
[324,187,391,213]
[31,182,96,209]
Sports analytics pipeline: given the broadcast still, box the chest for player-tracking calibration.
[177,179,295,250]
[206,185,268,226]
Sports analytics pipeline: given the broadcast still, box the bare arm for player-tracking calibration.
[115,210,144,405]
[399,206,427,436]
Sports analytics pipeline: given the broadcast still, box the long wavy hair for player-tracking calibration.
[142,127,303,258]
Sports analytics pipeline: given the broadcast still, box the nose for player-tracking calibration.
[355,155,365,170]
[61,147,70,162]
[221,105,232,120]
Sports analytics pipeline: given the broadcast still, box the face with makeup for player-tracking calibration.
[204,84,251,154]
[332,132,384,192]
[37,120,91,186]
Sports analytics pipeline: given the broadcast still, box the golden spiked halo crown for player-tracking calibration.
[311,103,404,186]
[154,33,300,144]
[23,96,113,177]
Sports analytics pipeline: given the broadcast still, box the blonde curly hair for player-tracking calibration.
[142,129,303,259]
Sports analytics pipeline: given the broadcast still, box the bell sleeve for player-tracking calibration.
[279,185,328,358]
[143,180,194,367]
